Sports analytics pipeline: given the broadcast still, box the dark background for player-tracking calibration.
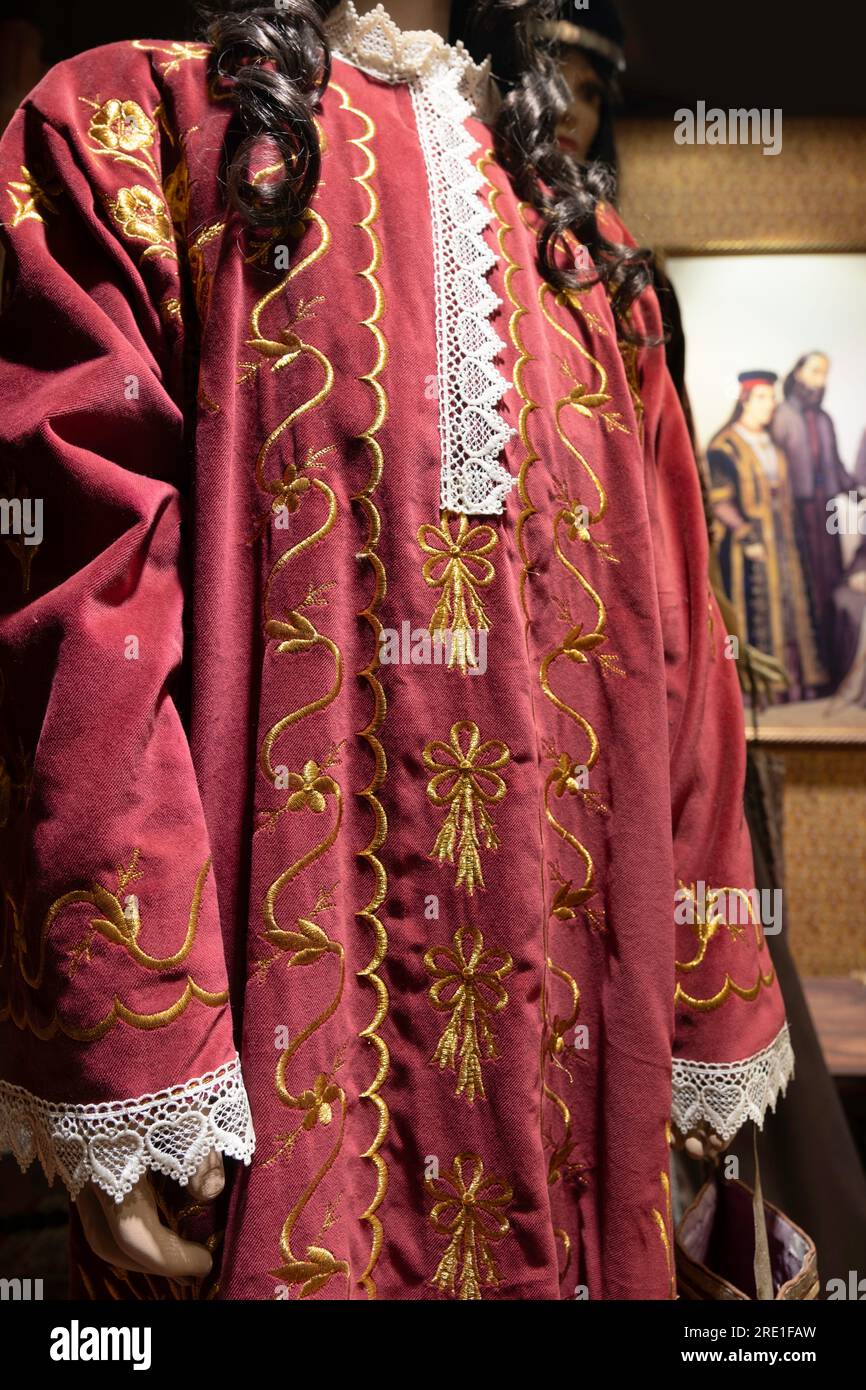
[1,0,866,115]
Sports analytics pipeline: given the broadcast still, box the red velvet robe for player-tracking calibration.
[0,16,792,1301]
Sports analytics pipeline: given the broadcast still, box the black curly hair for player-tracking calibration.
[193,0,654,339]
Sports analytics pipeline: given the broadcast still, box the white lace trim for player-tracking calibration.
[0,1055,255,1204]
[327,0,499,115]
[328,1,515,516]
[671,1023,795,1145]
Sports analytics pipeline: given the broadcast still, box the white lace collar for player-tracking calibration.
[326,0,498,119]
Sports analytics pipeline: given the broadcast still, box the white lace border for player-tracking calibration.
[671,1022,795,1145]
[0,1054,255,1204]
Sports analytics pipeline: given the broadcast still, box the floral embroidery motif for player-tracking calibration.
[5,164,60,228]
[104,184,176,263]
[424,721,509,894]
[76,93,179,267]
[285,759,340,814]
[424,925,512,1102]
[427,1153,513,1300]
[417,512,497,674]
[83,98,158,178]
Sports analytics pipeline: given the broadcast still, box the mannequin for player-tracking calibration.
[62,0,463,1292]
[0,0,792,1300]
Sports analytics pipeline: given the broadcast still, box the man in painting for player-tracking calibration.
[708,371,827,700]
[770,352,858,672]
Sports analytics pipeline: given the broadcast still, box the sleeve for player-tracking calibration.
[0,51,254,1202]
[614,241,794,1145]
[706,444,753,538]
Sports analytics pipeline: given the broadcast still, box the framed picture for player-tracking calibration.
[618,118,866,742]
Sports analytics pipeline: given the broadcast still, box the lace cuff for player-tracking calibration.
[671,1023,795,1145]
[0,1054,255,1203]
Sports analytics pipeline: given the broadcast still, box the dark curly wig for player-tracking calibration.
[193,0,654,339]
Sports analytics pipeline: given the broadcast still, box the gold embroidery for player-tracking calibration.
[160,295,183,324]
[329,75,392,1300]
[163,154,190,234]
[244,205,340,789]
[417,512,497,674]
[104,185,176,263]
[81,98,158,180]
[189,221,225,325]
[0,856,226,1039]
[271,1206,349,1300]
[617,339,645,444]
[256,749,347,1297]
[5,164,60,227]
[427,1153,513,1300]
[260,885,350,1299]
[676,880,764,966]
[74,94,179,268]
[424,721,510,895]
[424,924,512,1103]
[652,1167,676,1299]
[483,160,615,1193]
[674,880,775,1011]
[131,40,211,76]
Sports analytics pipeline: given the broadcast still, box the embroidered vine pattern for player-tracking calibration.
[240,188,351,1297]
[329,78,392,1299]
[487,166,619,1189]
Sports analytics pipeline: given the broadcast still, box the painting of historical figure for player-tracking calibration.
[668,254,866,737]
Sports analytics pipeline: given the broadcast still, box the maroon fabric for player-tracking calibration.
[0,39,788,1300]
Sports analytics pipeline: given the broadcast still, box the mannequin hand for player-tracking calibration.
[76,1149,224,1279]
[670,1122,730,1161]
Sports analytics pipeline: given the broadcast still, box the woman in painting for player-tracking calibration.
[708,371,827,701]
